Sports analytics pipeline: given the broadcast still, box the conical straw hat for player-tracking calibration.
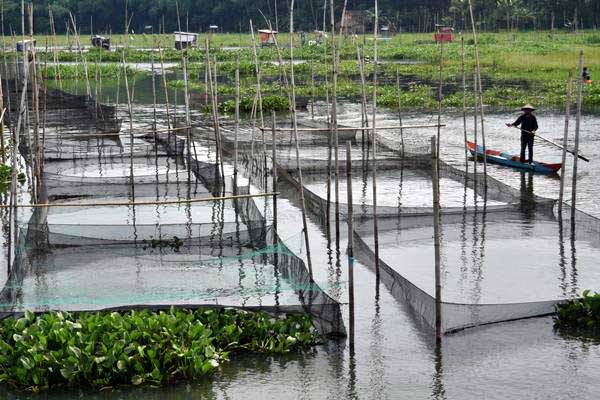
[521,104,536,111]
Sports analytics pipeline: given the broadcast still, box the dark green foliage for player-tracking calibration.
[0,308,318,391]
[554,290,600,332]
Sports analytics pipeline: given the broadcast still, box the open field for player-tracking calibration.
[8,31,600,111]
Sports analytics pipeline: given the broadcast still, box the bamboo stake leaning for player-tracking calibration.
[371,0,381,278]
[431,135,442,340]
[289,0,313,276]
[571,51,584,218]
[558,72,573,212]
[461,32,468,170]
[467,0,488,184]
[346,140,355,344]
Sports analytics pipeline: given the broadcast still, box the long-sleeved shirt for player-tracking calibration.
[512,113,538,135]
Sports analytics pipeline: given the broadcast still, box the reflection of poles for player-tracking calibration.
[571,51,584,219]
[431,135,442,340]
[346,141,355,346]
[558,72,573,213]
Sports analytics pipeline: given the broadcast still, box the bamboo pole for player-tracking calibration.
[329,0,341,247]
[234,56,240,180]
[28,3,41,202]
[371,0,380,278]
[431,135,442,340]
[436,38,444,161]
[69,13,91,99]
[473,72,478,190]
[357,46,369,145]
[0,77,5,164]
[258,124,444,132]
[571,51,584,218]
[395,69,404,155]
[1,192,280,209]
[121,51,135,201]
[559,72,573,212]
[346,140,355,343]
[310,63,316,120]
[272,111,278,245]
[289,0,313,276]
[461,32,468,170]
[467,0,487,184]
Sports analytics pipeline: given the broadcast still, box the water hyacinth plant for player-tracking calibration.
[554,290,600,332]
[0,308,319,392]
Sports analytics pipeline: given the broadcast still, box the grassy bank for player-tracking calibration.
[0,308,318,392]
[13,31,600,110]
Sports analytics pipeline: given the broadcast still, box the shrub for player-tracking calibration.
[554,290,600,332]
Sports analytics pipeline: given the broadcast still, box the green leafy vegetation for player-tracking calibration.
[0,308,319,392]
[554,290,600,333]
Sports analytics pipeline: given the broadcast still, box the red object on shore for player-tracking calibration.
[434,26,454,43]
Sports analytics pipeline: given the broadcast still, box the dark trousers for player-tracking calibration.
[520,133,534,163]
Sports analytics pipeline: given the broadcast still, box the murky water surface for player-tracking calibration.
[3,75,600,399]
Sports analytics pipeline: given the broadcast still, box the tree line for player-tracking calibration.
[0,0,599,35]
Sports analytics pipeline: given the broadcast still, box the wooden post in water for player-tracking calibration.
[571,51,584,218]
[357,46,369,145]
[559,72,573,212]
[234,56,240,182]
[0,72,5,164]
[346,140,355,344]
[431,135,442,340]
[272,111,278,245]
[371,0,381,278]
[461,32,468,170]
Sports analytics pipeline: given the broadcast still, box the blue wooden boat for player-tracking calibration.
[467,141,562,174]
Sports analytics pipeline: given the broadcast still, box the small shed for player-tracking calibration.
[258,29,278,46]
[434,25,454,43]
[208,25,218,33]
[91,35,110,50]
[144,25,154,34]
[16,39,35,52]
[174,31,198,50]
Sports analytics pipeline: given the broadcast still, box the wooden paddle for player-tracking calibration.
[507,125,590,162]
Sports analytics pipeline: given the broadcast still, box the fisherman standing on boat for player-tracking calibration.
[506,104,538,164]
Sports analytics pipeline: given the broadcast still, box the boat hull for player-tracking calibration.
[466,141,561,174]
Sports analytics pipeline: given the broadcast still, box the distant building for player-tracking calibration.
[342,10,367,35]
[174,31,198,50]
[16,39,35,52]
[434,25,454,43]
[208,25,219,33]
[144,25,154,34]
